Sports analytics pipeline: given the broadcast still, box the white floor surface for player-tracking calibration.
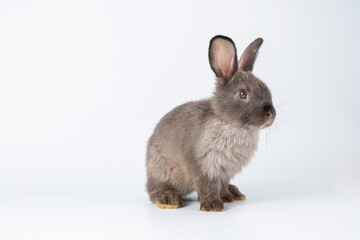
[1,183,359,240]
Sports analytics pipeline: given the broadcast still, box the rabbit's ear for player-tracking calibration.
[238,38,263,72]
[209,35,238,85]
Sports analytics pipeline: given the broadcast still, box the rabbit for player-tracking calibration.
[146,35,276,212]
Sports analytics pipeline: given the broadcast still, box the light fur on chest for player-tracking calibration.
[196,119,259,179]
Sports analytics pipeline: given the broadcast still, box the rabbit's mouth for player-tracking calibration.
[261,115,275,128]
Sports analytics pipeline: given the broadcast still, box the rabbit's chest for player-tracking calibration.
[197,119,259,179]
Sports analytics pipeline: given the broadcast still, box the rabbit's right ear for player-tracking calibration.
[209,35,238,85]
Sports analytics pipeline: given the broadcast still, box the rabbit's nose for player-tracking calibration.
[264,105,276,117]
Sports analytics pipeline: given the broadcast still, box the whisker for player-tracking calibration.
[274,124,285,143]
[269,127,273,153]
[271,127,276,155]
[261,129,268,164]
[275,102,290,108]
[265,129,268,154]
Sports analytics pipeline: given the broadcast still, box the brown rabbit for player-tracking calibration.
[146,35,275,212]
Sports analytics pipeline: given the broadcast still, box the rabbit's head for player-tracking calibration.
[209,35,275,129]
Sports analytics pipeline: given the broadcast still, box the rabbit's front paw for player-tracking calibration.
[200,200,224,212]
[228,184,246,200]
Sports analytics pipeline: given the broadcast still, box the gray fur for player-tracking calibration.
[146,35,276,211]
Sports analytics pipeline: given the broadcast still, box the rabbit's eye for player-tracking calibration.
[238,90,248,100]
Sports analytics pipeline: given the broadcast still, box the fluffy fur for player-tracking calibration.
[146,35,276,212]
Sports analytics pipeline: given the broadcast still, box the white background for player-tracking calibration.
[0,0,359,239]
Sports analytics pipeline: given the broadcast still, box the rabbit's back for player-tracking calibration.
[146,100,213,194]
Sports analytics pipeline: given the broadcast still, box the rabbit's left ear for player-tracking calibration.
[238,38,263,72]
[209,35,238,85]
